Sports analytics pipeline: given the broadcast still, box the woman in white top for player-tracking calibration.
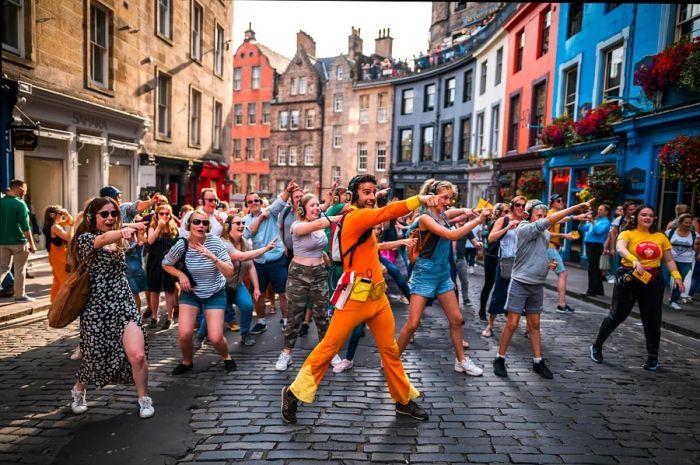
[665,214,700,309]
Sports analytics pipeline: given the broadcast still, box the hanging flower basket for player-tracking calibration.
[658,135,700,185]
[634,38,700,101]
[516,172,546,199]
[574,102,622,140]
[541,116,577,148]
[585,168,623,207]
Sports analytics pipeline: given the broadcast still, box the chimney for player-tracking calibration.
[296,30,316,57]
[244,22,255,41]
[348,26,363,60]
[375,27,393,59]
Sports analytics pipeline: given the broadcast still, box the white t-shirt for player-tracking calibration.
[667,229,696,263]
[179,210,226,238]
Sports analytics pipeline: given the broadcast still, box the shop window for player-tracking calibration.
[421,126,434,162]
[441,122,453,162]
[157,0,172,41]
[89,3,111,89]
[401,89,414,115]
[459,118,471,161]
[189,88,201,146]
[676,4,700,42]
[530,81,546,147]
[2,0,26,56]
[444,78,456,107]
[539,8,551,57]
[357,143,368,171]
[479,61,487,95]
[463,69,473,102]
[156,72,171,138]
[213,101,222,152]
[602,44,623,103]
[251,66,260,89]
[376,142,387,171]
[190,2,202,61]
[214,23,224,76]
[233,68,242,90]
[399,128,413,162]
[575,168,589,189]
[567,3,584,38]
[550,168,571,204]
[495,48,503,86]
[563,66,578,117]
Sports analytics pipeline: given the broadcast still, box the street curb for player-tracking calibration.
[543,282,700,341]
[0,302,50,324]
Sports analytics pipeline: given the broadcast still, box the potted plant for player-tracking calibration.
[516,172,546,199]
[541,116,577,148]
[586,168,623,207]
[658,135,700,185]
[634,38,700,104]
[574,102,622,140]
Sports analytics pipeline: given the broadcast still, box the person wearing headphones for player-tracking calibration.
[199,188,227,238]
[478,203,508,321]
[162,209,235,375]
[274,194,342,371]
[493,198,593,380]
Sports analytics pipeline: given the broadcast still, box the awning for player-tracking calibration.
[38,128,73,141]
[77,134,106,146]
[108,139,139,151]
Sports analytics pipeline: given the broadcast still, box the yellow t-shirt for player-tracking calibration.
[618,229,671,268]
[547,209,562,249]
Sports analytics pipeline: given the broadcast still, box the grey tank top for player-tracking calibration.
[291,221,328,258]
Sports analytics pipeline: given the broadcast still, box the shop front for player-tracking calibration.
[198,160,231,203]
[140,153,202,211]
[495,152,544,202]
[466,164,497,208]
[391,170,468,207]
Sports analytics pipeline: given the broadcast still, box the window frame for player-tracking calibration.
[424,84,436,112]
[458,117,471,161]
[290,110,300,130]
[277,146,287,166]
[214,23,224,77]
[245,138,255,160]
[332,125,342,148]
[304,145,314,166]
[490,103,500,155]
[212,100,223,152]
[539,8,551,58]
[529,78,548,147]
[357,143,368,171]
[305,109,315,129]
[420,125,435,163]
[2,0,25,56]
[359,95,370,123]
[401,88,414,115]
[440,120,454,162]
[479,61,488,95]
[563,65,579,118]
[288,146,298,166]
[260,138,270,160]
[88,2,112,91]
[156,0,173,42]
[495,48,503,86]
[233,67,242,91]
[299,77,307,94]
[279,110,288,130]
[336,65,344,80]
[234,103,243,126]
[475,112,485,156]
[515,30,524,72]
[290,78,298,95]
[602,43,624,103]
[463,69,473,102]
[377,93,388,122]
[333,94,343,112]
[247,103,256,125]
[444,78,456,108]
[507,92,521,152]
[398,127,414,164]
[676,4,700,42]
[331,166,341,183]
[155,70,172,140]
[232,138,242,160]
[188,86,202,147]
[190,1,203,63]
[567,3,584,38]
[375,142,387,171]
[262,102,271,124]
[251,66,261,89]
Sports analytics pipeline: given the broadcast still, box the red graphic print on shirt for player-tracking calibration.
[636,241,661,260]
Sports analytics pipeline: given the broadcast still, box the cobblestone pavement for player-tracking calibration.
[1,270,700,465]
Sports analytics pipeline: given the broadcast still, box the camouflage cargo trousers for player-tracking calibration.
[284,261,329,349]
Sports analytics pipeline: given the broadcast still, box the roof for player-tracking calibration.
[253,41,291,72]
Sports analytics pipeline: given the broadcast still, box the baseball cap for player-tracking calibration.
[549,193,563,204]
[99,186,122,199]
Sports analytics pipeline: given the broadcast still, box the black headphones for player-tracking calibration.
[346,176,361,203]
[297,204,306,219]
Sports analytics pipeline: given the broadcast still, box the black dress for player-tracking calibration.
[146,234,177,293]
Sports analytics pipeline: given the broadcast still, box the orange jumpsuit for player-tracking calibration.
[48,236,68,302]
[289,196,422,404]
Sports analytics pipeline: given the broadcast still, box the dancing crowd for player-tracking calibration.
[1,175,697,422]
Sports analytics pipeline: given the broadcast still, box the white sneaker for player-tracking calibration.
[138,396,155,419]
[399,295,410,305]
[275,351,293,371]
[454,357,484,376]
[332,359,354,373]
[69,347,82,360]
[468,266,475,274]
[670,302,682,310]
[607,276,615,284]
[71,388,88,414]
[330,354,342,367]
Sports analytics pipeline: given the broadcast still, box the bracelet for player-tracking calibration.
[671,270,682,280]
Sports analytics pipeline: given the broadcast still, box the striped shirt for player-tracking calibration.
[162,235,231,299]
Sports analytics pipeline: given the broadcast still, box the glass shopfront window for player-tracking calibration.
[550,168,571,205]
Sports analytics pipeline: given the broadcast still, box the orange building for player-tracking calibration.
[497,3,559,200]
[230,25,290,203]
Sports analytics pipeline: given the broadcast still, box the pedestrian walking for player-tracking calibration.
[0,180,37,302]
[42,205,74,302]
[479,204,508,321]
[579,204,612,297]
[68,196,154,418]
[663,214,698,310]
[590,205,685,370]
[146,204,179,329]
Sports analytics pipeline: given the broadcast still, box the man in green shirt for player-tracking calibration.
[0,180,37,302]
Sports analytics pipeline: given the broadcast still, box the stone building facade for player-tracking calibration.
[430,2,503,51]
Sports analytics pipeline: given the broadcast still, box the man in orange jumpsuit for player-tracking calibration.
[281,174,445,423]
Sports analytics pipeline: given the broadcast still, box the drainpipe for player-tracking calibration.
[623,3,637,101]
[434,77,441,178]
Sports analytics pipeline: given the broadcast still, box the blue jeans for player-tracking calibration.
[197,283,255,336]
[690,259,700,297]
[1,272,13,292]
[464,248,477,267]
[487,263,510,315]
[379,255,410,298]
[664,262,693,303]
[344,322,366,361]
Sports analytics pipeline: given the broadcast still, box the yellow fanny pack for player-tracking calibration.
[349,277,386,302]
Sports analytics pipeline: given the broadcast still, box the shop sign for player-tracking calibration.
[72,112,108,130]
[553,173,570,185]
[624,168,646,196]
[11,125,38,151]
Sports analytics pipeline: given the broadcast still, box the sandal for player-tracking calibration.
[462,339,470,349]
[481,327,493,338]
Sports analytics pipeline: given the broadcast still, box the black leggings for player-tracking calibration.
[480,255,499,314]
[594,272,664,357]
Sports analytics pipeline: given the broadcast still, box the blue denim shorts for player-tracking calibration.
[546,248,566,274]
[125,252,148,293]
[409,259,454,298]
[254,255,288,294]
[179,288,226,312]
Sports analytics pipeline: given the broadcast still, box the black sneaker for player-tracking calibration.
[643,356,659,371]
[590,344,603,364]
[281,386,298,423]
[395,400,429,421]
[224,359,237,372]
[280,319,287,331]
[478,309,487,321]
[493,357,508,377]
[242,334,256,346]
[298,322,310,337]
[250,322,267,335]
[149,319,158,330]
[533,359,554,379]
[171,363,193,376]
[556,304,575,313]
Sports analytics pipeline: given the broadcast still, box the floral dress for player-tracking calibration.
[76,232,147,387]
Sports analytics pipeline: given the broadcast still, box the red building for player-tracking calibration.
[230,25,290,204]
[497,3,559,200]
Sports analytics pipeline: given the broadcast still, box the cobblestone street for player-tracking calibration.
[1,269,700,465]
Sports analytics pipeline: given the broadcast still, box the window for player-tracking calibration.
[445,78,456,107]
[401,89,414,114]
[400,128,413,162]
[157,0,172,40]
[334,94,343,112]
[251,66,261,89]
[441,122,453,162]
[530,81,547,146]
[424,84,436,112]
[214,24,224,76]
[676,4,700,42]
[234,104,243,125]
[247,103,256,125]
[191,2,202,61]
[305,110,315,128]
[156,73,171,138]
[232,174,241,192]
[567,3,583,38]
[463,70,473,102]
[242,138,253,160]
[515,30,524,72]
[336,65,344,80]
[421,126,434,162]
[259,175,270,192]
[564,66,578,117]
[605,3,621,13]
[332,126,342,148]
[213,101,222,151]
[539,8,551,57]
[376,143,387,171]
[279,111,288,129]
[304,146,314,165]
[290,78,298,95]
[490,104,500,154]
[262,102,271,124]
[189,88,201,145]
[479,61,487,95]
[360,95,370,123]
[476,113,485,155]
[331,166,341,183]
[377,93,388,122]
[603,44,623,102]
[455,2,467,11]
[459,118,471,161]
[357,143,368,171]
[247,174,257,191]
[90,3,110,88]
[261,138,270,160]
[290,110,299,130]
[508,94,521,151]
[233,139,241,160]
[299,78,307,94]
[277,146,287,165]
[495,48,503,85]
[233,68,242,90]
[2,0,24,55]
[288,146,298,165]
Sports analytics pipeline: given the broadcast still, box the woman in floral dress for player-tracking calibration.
[68,196,154,419]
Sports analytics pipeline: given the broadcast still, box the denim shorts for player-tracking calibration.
[409,259,454,298]
[254,255,288,294]
[125,252,148,293]
[179,288,226,311]
[546,248,566,274]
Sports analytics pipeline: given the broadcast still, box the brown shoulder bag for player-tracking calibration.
[48,251,95,328]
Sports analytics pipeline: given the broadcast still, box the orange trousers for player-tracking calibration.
[48,246,68,303]
[289,295,420,404]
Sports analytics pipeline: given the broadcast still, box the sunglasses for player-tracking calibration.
[247,199,261,205]
[555,198,564,203]
[191,219,210,226]
[231,221,243,226]
[204,198,218,203]
[97,210,119,219]
[158,212,170,216]
[513,203,525,208]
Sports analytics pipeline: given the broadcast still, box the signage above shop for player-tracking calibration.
[11,125,38,151]
[73,111,108,130]
[553,173,570,185]
[624,168,646,196]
